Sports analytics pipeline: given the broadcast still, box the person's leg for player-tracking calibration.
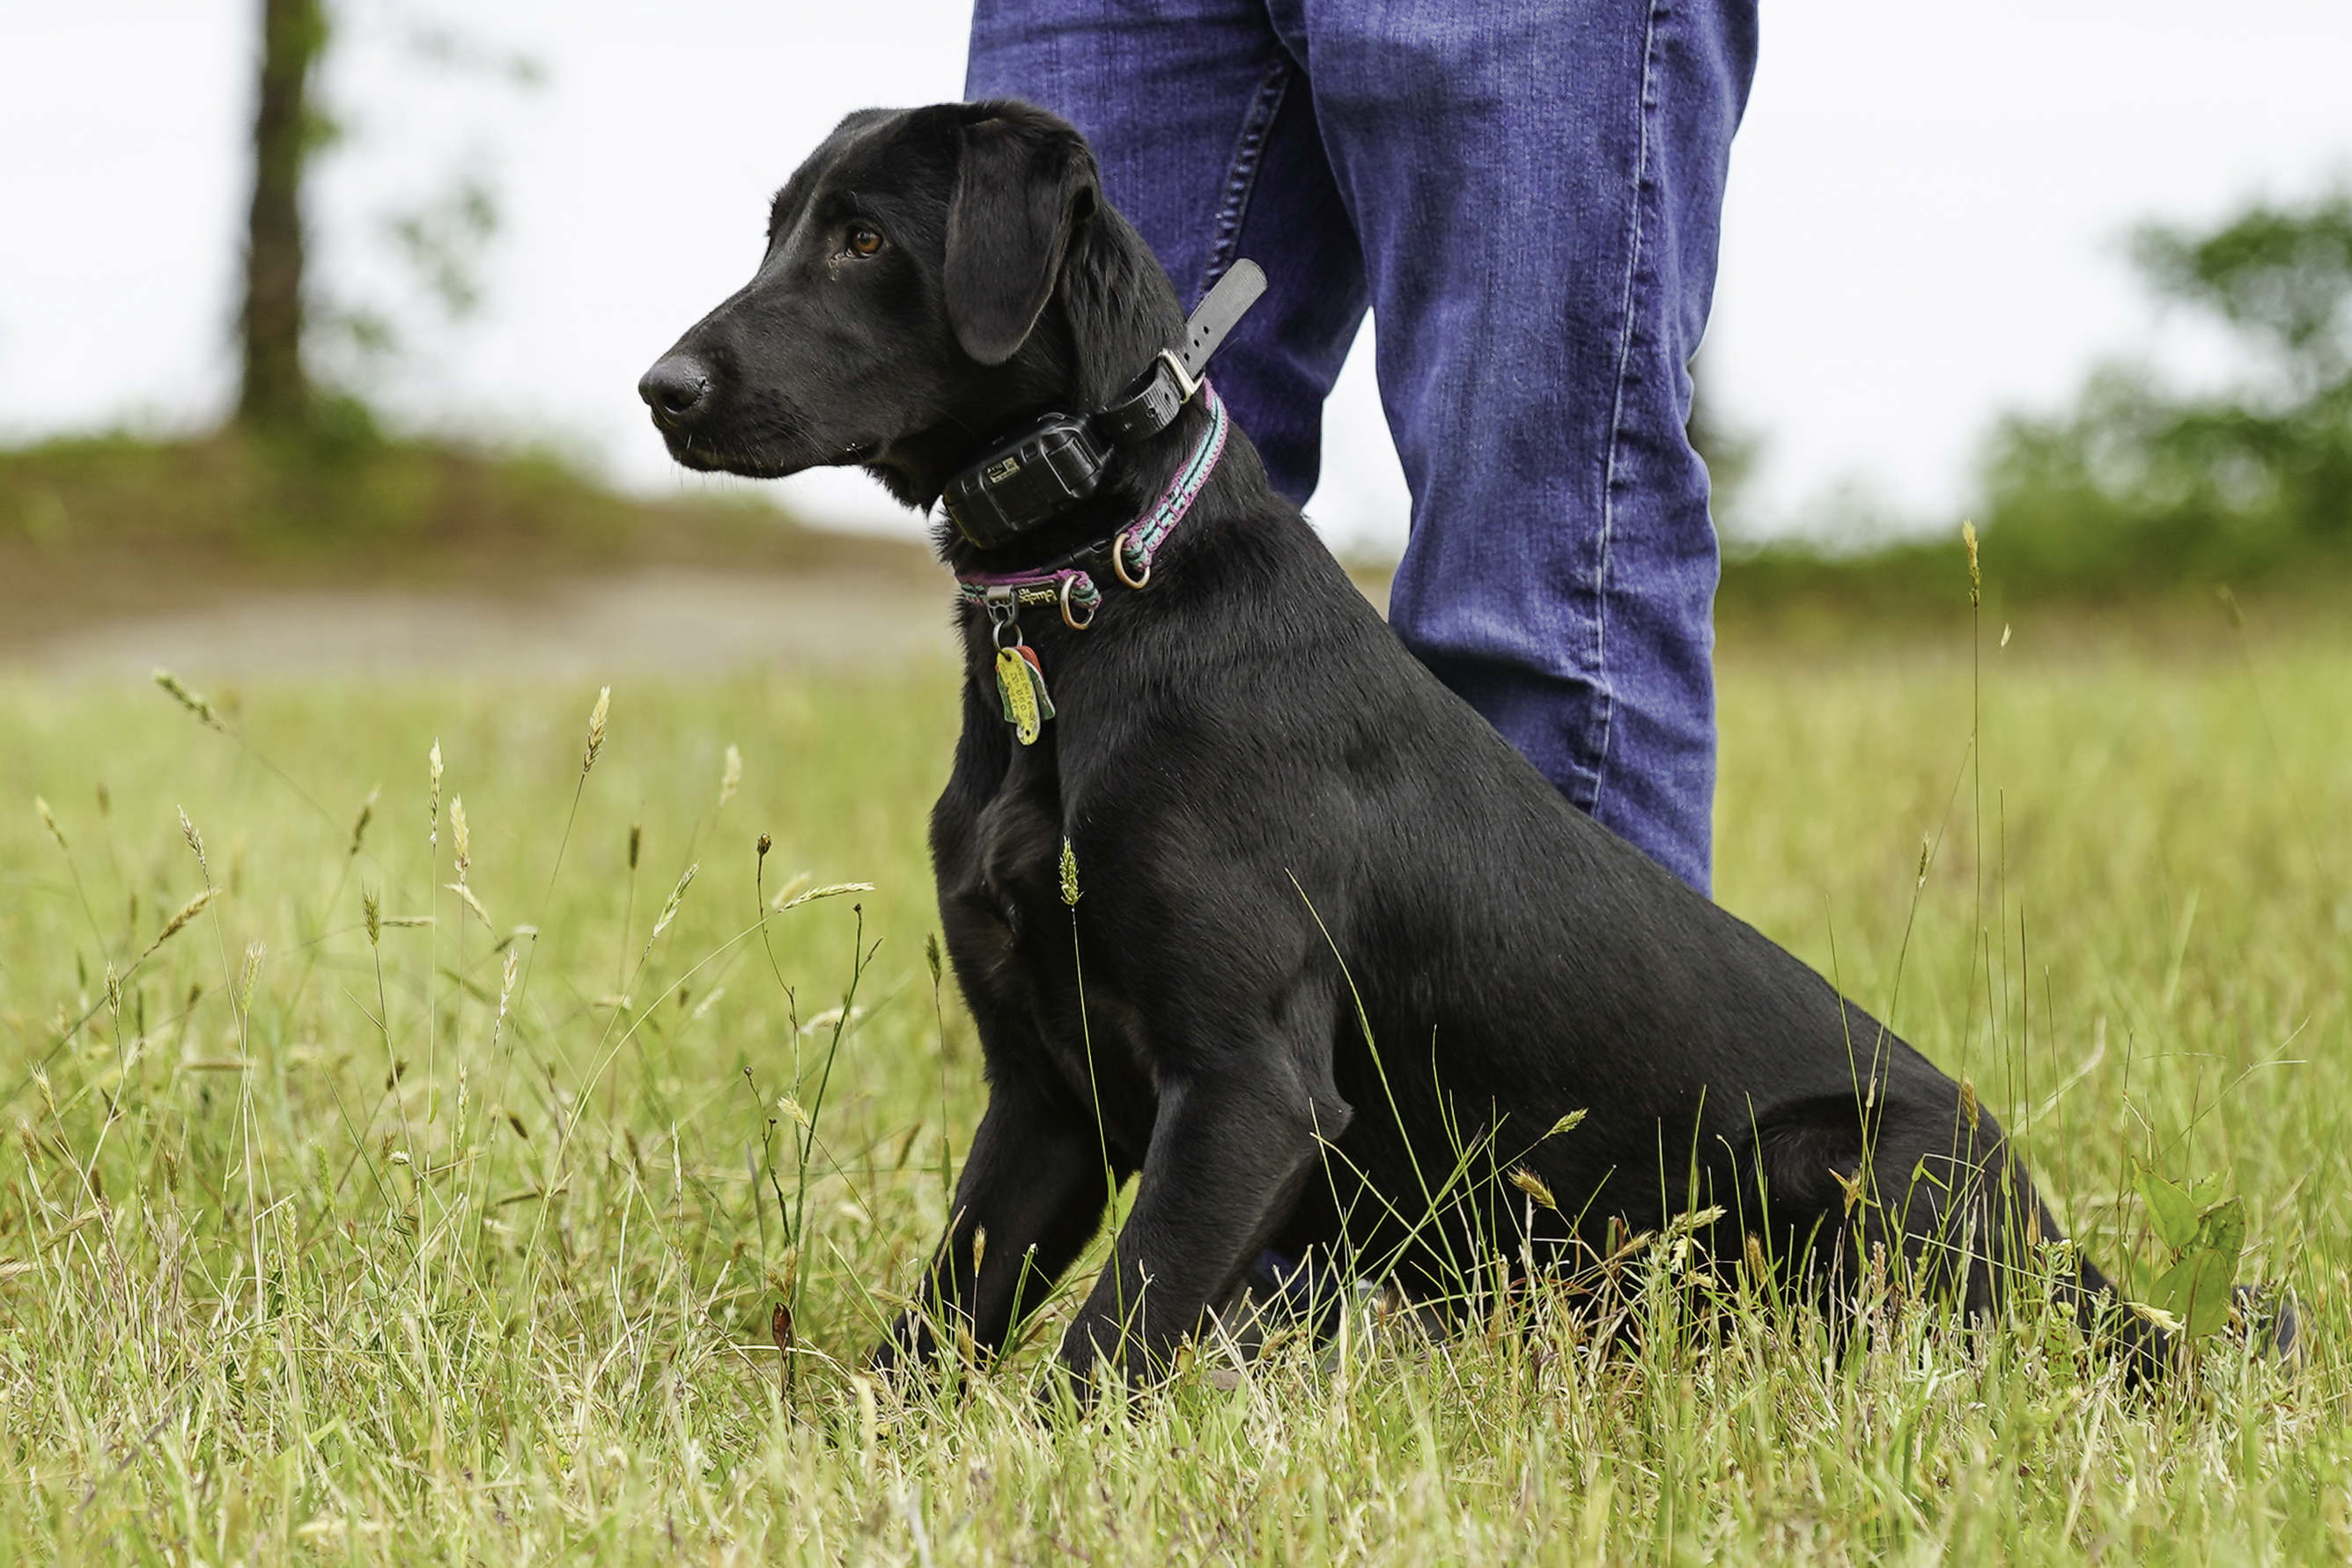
[968,0,1369,504]
[1281,0,1758,894]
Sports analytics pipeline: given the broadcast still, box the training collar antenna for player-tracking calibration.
[942,260,1266,551]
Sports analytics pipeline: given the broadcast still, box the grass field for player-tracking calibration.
[1,603,2347,1564]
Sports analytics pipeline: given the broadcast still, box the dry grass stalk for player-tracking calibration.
[770,1301,793,1403]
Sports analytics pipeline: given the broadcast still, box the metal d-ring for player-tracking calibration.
[1112,532,1152,590]
[1058,574,1096,630]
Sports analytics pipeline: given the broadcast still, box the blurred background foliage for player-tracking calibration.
[1975,192,2352,592]
[1714,188,2352,621]
[0,0,927,650]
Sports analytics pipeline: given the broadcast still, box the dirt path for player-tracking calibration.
[2,564,1396,682]
[2,568,966,681]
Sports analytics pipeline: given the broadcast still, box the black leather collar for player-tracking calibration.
[941,261,1264,548]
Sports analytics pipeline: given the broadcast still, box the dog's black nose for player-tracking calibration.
[638,356,711,424]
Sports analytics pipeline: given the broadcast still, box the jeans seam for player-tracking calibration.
[1200,55,1294,302]
[1588,0,1667,819]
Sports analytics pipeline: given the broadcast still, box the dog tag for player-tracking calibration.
[995,642,1055,746]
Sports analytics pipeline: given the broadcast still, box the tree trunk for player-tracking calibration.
[237,0,326,431]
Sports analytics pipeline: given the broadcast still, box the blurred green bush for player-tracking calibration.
[1975,189,2352,593]
[1719,189,2352,621]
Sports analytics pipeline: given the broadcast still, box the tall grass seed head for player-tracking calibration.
[491,949,521,1049]
[629,821,641,871]
[152,667,223,731]
[582,686,610,776]
[444,880,492,931]
[350,790,377,857]
[363,886,382,946]
[719,744,742,807]
[643,862,699,955]
[428,739,444,848]
[772,879,872,911]
[451,795,471,880]
[34,795,66,850]
[1962,519,1981,606]
[143,887,218,959]
[237,941,266,1015]
[176,806,209,878]
[1058,836,1080,907]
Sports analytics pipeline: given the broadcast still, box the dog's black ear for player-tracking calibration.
[946,111,1097,366]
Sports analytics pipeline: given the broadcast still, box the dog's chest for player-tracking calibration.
[937,743,1160,1151]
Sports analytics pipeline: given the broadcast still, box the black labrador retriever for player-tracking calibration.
[639,99,2153,1389]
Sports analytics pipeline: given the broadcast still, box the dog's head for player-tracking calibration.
[638,101,1176,514]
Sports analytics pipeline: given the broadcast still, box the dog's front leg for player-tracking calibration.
[1054,1065,1343,1392]
[874,1066,1125,1379]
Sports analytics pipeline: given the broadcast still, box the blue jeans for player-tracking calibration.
[970,0,1756,895]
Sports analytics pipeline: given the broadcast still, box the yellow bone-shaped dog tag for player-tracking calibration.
[995,643,1055,745]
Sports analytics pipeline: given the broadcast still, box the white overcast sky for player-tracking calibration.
[4,0,2350,555]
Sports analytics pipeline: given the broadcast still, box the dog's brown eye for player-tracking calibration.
[847,225,883,257]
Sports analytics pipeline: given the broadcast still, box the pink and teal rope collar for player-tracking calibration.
[955,382,1231,630]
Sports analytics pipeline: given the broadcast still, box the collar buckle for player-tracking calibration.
[1154,347,1200,403]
